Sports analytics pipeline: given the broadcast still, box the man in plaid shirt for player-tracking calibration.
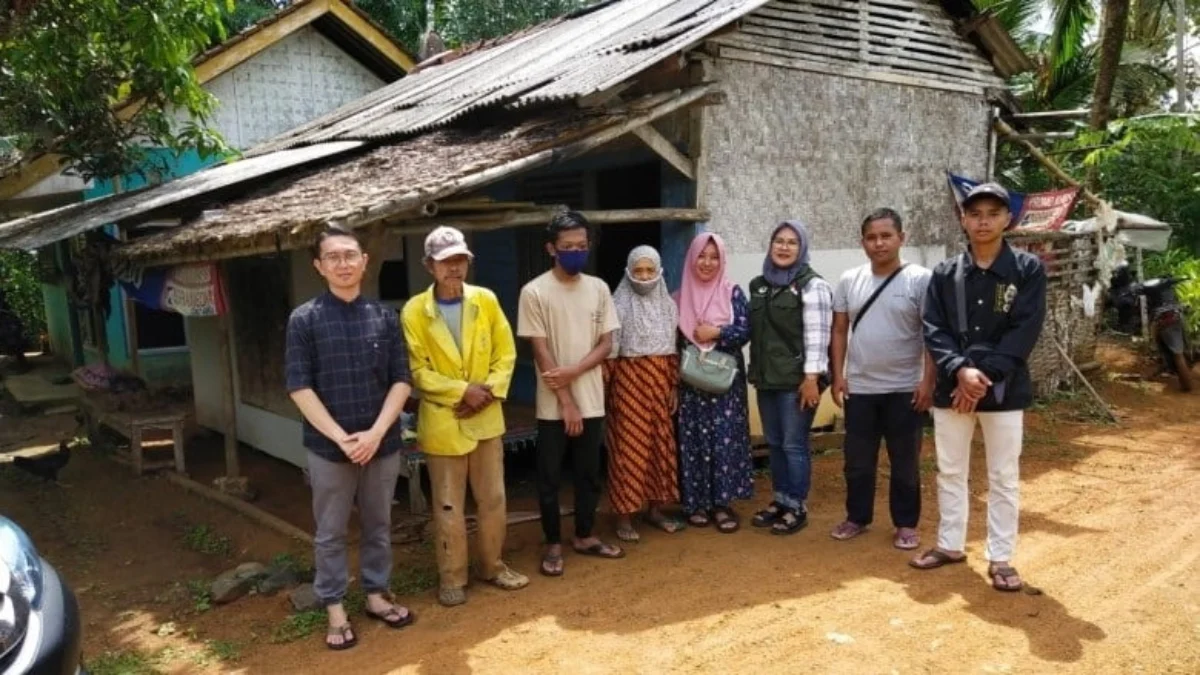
[285,226,414,650]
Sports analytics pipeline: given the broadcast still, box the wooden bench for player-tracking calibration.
[80,396,188,475]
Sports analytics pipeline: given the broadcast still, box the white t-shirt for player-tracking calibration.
[517,271,620,420]
[833,263,932,395]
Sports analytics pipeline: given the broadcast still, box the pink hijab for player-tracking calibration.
[676,232,735,349]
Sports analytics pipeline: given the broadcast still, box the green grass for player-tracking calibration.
[271,610,327,644]
[86,650,163,675]
[391,543,438,596]
[203,639,241,663]
[187,579,212,613]
[183,524,233,557]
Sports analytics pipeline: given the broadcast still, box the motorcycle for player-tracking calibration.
[1131,276,1194,392]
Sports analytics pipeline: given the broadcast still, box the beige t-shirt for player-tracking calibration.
[517,271,620,420]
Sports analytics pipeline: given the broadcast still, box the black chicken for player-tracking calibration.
[12,441,71,482]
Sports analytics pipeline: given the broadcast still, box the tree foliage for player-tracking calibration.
[0,0,235,182]
[0,249,45,344]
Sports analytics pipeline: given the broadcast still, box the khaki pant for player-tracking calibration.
[424,436,507,590]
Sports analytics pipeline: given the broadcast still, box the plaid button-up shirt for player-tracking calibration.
[285,292,411,462]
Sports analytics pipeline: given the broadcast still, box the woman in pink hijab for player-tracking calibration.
[675,232,753,533]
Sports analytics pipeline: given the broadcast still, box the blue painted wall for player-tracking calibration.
[43,148,218,378]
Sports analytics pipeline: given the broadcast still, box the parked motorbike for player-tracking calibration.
[1131,276,1194,392]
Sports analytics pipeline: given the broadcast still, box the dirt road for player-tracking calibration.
[1,340,1196,674]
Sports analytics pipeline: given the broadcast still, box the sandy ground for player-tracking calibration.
[0,338,1197,674]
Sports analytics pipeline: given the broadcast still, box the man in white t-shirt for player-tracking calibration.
[830,208,935,550]
[517,211,623,577]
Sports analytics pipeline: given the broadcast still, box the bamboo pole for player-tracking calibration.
[992,119,1103,209]
[164,472,313,544]
[1053,338,1118,423]
[387,207,711,234]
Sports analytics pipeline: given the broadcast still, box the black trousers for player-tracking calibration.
[843,392,922,528]
[536,417,605,544]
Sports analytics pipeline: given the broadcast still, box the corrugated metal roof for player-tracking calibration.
[0,142,364,251]
[248,0,770,154]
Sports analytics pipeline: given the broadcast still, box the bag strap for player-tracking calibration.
[851,264,908,333]
[954,253,970,349]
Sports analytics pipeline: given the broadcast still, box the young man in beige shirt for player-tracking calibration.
[518,211,623,577]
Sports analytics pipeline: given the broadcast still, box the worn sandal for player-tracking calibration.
[770,508,807,536]
[645,512,685,534]
[540,552,564,577]
[909,548,967,570]
[365,605,414,629]
[573,541,626,559]
[751,502,784,528]
[711,507,740,534]
[326,623,357,651]
[989,564,1024,592]
[687,512,711,528]
[615,524,641,543]
[830,521,867,541]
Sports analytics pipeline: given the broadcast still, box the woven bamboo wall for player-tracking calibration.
[1008,231,1102,397]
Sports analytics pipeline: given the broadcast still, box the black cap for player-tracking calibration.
[962,182,1011,209]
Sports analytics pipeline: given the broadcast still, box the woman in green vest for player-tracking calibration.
[747,220,834,535]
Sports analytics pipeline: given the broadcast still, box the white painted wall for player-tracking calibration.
[202,25,385,149]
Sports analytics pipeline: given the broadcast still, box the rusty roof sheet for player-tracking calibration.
[248,0,768,154]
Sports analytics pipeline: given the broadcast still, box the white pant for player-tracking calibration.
[932,408,1023,562]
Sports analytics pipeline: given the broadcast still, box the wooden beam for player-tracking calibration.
[164,472,313,544]
[1009,109,1090,121]
[194,0,331,85]
[388,207,711,235]
[0,154,68,201]
[326,0,416,72]
[0,190,85,215]
[1003,131,1077,142]
[216,262,240,479]
[631,125,695,180]
[992,119,1102,208]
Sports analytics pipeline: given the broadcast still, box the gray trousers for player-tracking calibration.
[307,450,402,606]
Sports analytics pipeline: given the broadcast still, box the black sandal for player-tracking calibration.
[687,512,711,528]
[711,507,740,534]
[770,508,807,535]
[325,623,358,651]
[751,502,784,528]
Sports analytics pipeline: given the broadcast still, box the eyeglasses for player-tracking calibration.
[771,239,800,248]
[320,251,363,265]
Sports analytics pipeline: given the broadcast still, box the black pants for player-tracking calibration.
[536,417,605,544]
[843,392,922,528]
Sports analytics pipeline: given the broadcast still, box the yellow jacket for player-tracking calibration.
[401,284,516,455]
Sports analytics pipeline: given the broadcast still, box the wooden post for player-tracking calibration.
[1136,247,1150,341]
[216,261,240,479]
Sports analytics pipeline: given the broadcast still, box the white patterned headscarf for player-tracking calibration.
[612,246,678,357]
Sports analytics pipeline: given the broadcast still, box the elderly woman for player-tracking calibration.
[605,246,683,543]
[675,233,753,533]
[747,220,833,535]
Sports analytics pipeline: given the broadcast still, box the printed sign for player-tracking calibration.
[946,172,1079,231]
[121,263,226,316]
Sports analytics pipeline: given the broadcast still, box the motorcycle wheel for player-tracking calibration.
[1174,351,1194,392]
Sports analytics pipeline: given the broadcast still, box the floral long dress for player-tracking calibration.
[676,285,753,514]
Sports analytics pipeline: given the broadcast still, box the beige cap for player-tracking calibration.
[424,226,473,261]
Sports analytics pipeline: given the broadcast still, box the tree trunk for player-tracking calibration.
[1089,0,1132,130]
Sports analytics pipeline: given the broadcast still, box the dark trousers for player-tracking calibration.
[843,392,922,528]
[537,417,605,544]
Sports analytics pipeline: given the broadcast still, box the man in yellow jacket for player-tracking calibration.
[401,226,530,607]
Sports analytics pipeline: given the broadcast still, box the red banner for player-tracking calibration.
[1014,187,1079,231]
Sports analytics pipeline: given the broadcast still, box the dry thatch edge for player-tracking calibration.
[117,86,713,268]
